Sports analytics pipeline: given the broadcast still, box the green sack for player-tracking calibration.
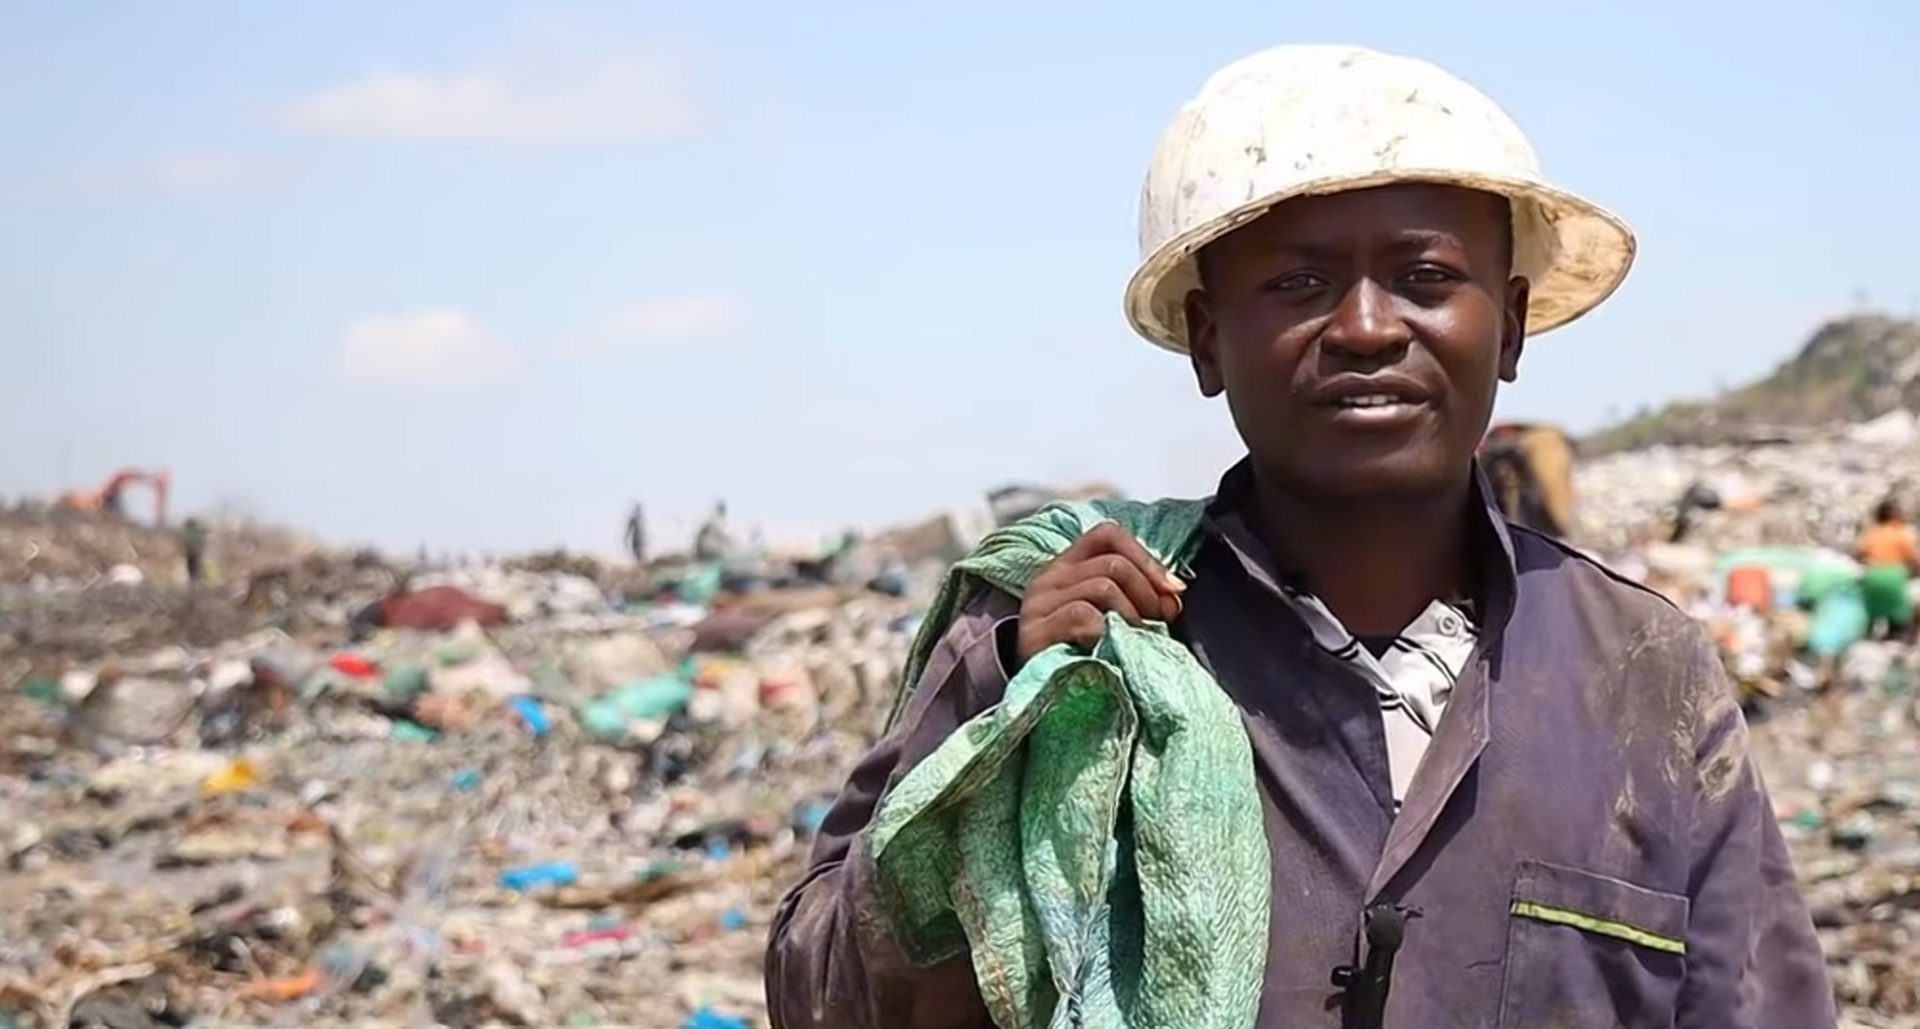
[869,499,1269,1029]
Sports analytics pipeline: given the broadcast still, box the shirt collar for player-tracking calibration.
[1200,457,1519,639]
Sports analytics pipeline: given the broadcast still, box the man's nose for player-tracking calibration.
[1321,278,1412,361]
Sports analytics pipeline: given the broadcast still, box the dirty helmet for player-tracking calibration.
[1124,45,1635,352]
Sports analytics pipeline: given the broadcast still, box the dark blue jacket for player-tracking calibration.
[768,464,1834,1028]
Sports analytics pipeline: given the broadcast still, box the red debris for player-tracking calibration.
[375,586,508,632]
[328,653,380,679]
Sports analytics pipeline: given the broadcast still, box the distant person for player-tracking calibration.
[623,503,647,564]
[693,501,734,561]
[1858,498,1920,639]
[180,517,208,584]
[1479,424,1575,538]
[1669,480,1723,544]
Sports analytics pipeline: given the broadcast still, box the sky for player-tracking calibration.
[3,1,1916,555]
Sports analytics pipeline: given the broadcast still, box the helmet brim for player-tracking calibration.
[1123,169,1636,353]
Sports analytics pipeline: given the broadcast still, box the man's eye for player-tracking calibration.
[1264,271,1326,292]
[1402,265,1459,285]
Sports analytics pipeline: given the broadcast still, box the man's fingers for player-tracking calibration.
[1074,522,1185,596]
[1049,576,1144,625]
[1017,601,1108,663]
[1045,553,1161,622]
[1041,602,1108,652]
[1019,525,1186,664]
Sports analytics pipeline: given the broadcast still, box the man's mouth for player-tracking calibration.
[1333,393,1419,410]
[1311,378,1434,427]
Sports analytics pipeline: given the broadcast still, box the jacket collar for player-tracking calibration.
[1201,457,1518,638]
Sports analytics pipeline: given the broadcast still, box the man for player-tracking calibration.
[694,500,734,562]
[1857,497,1920,640]
[1671,480,1724,544]
[180,517,208,585]
[624,502,648,565]
[768,47,1831,1028]
[1480,423,1576,538]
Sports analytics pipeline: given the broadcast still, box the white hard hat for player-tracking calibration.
[1124,45,1635,352]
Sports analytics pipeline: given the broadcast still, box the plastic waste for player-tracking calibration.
[382,666,429,700]
[561,925,632,949]
[438,640,483,667]
[373,585,508,631]
[412,693,475,732]
[793,797,833,834]
[1809,584,1870,657]
[673,564,725,606]
[239,969,322,1001]
[617,676,695,719]
[580,676,694,741]
[1714,546,1860,605]
[328,653,380,680]
[1832,811,1879,851]
[499,861,580,892]
[569,634,671,691]
[202,758,262,796]
[390,720,439,744]
[509,695,551,737]
[452,768,484,792]
[683,1009,749,1029]
[1726,565,1774,611]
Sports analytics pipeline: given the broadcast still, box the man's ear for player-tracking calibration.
[1186,289,1226,397]
[1498,276,1530,383]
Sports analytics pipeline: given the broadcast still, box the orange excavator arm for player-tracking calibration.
[60,468,170,524]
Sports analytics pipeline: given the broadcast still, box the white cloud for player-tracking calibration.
[563,292,747,353]
[278,54,693,147]
[334,308,518,389]
[68,147,284,195]
[332,293,741,388]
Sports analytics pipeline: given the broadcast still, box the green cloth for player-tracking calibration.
[868,498,1270,1029]
[1861,564,1914,626]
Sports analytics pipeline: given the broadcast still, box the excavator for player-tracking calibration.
[58,468,171,525]
[1480,424,1575,538]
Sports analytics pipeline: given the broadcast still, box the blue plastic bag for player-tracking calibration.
[683,1009,748,1029]
[1808,584,1869,657]
[508,695,551,737]
[498,861,579,892]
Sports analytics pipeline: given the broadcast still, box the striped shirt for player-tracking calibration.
[1269,583,1477,806]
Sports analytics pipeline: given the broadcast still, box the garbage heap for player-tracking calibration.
[1,521,920,1029]
[1578,423,1920,1026]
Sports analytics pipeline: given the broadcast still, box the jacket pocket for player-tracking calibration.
[1497,860,1689,1029]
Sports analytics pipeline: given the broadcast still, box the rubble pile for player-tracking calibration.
[1,513,918,1029]
[1,509,383,670]
[1577,418,1920,554]
[1577,425,1920,1027]
[1754,663,1920,1021]
[0,507,324,588]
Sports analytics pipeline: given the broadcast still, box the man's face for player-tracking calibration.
[1186,183,1528,503]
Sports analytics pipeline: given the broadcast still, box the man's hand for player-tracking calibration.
[1015,523,1186,665]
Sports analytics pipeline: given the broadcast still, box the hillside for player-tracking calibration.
[1588,314,1920,453]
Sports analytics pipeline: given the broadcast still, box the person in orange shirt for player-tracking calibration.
[1858,498,1920,639]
